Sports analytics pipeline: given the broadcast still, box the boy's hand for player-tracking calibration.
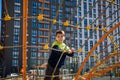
[68,47,75,54]
[68,50,72,54]
[71,47,76,52]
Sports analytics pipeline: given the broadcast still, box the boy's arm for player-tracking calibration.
[52,45,63,53]
[64,48,75,57]
[52,45,75,57]
[64,51,74,57]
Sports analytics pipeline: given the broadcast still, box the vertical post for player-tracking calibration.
[22,0,28,80]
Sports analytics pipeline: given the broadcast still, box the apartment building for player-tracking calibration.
[1,0,75,77]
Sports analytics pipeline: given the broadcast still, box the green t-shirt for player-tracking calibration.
[52,41,70,52]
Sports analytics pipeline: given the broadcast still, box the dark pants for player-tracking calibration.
[44,64,60,80]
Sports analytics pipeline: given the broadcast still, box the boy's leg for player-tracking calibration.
[44,64,52,80]
[53,68,60,80]
[44,64,60,80]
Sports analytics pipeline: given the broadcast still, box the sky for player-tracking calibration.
[0,0,1,16]
[0,0,1,19]
[0,0,1,39]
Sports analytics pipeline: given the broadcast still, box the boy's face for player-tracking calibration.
[56,33,65,43]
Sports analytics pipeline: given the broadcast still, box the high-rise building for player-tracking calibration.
[1,0,23,77]
[75,0,120,75]
[1,0,75,77]
[0,0,4,78]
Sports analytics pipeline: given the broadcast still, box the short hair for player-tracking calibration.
[56,30,65,36]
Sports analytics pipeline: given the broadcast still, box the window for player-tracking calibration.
[44,38,48,43]
[44,31,48,36]
[32,19,37,22]
[94,14,96,18]
[31,60,36,66]
[12,59,18,66]
[38,60,43,65]
[31,37,37,44]
[60,6,63,11]
[79,33,82,38]
[65,1,71,6]
[51,12,56,18]
[14,0,20,3]
[32,9,37,15]
[38,2,42,8]
[44,24,49,29]
[88,0,92,2]
[51,0,56,3]
[84,2,87,9]
[14,28,20,35]
[79,7,81,11]
[66,33,70,37]
[84,30,88,38]
[13,48,19,51]
[65,7,71,12]
[66,27,70,31]
[14,13,20,17]
[84,9,87,16]
[79,12,81,16]
[44,3,49,8]
[32,30,37,37]
[38,52,43,57]
[14,6,20,11]
[89,19,92,24]
[79,40,82,47]
[31,48,37,52]
[13,52,19,58]
[89,11,92,18]
[51,5,56,11]
[59,13,62,18]
[13,36,19,42]
[93,9,96,13]
[32,22,37,28]
[44,52,49,58]
[85,45,88,51]
[89,29,93,39]
[53,25,56,29]
[65,14,70,19]
[44,10,49,15]
[38,23,42,28]
[84,19,87,27]
[94,34,97,39]
[13,42,19,46]
[14,20,20,26]
[38,9,41,14]
[38,31,42,35]
[99,43,103,51]
[32,1,37,8]
[38,38,42,43]
[31,52,36,58]
[90,41,93,49]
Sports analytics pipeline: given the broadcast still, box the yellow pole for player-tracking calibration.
[22,0,28,80]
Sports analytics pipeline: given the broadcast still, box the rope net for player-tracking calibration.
[0,0,120,80]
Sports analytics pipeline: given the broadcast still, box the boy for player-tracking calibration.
[44,30,75,80]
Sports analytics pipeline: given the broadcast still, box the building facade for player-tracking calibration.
[1,0,75,77]
[0,0,4,78]
[75,0,120,75]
